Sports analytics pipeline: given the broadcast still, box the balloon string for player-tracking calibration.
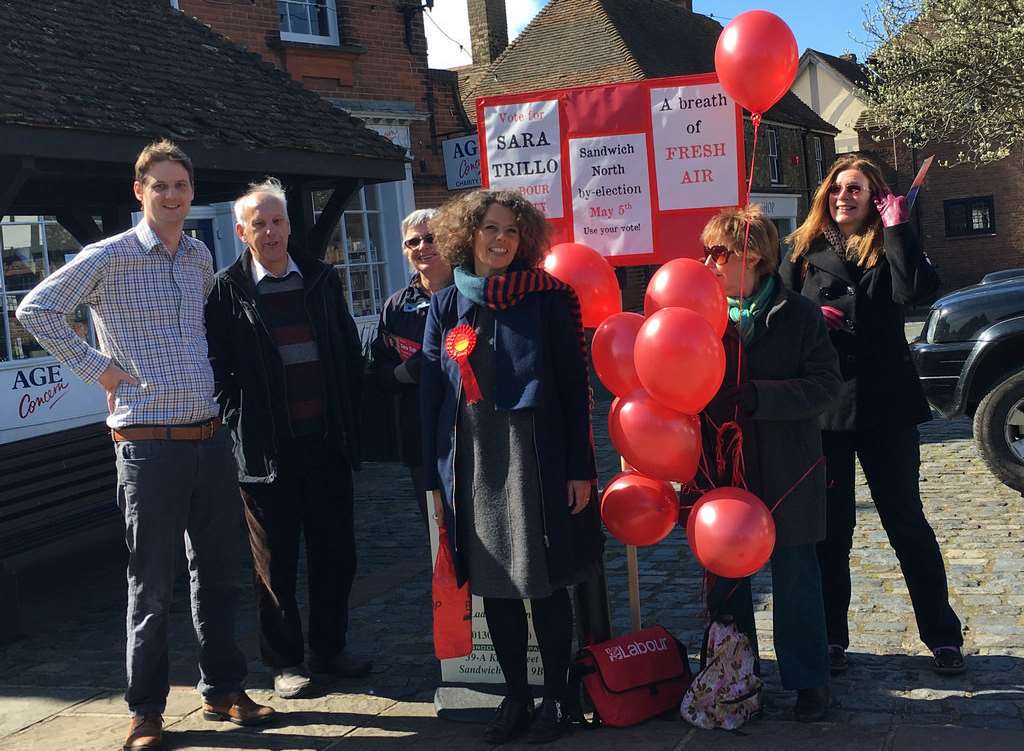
[746,113,761,197]
[714,419,747,491]
[769,455,825,514]
[733,113,761,423]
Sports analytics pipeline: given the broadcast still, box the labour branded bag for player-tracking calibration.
[571,625,692,728]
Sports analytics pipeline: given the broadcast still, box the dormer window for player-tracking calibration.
[279,0,340,45]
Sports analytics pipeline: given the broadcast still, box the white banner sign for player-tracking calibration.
[650,83,740,210]
[569,133,654,256]
[442,134,482,190]
[483,99,563,218]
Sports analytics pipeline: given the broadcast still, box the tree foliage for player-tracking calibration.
[864,0,1024,163]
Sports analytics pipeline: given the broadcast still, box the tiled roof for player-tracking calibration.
[463,0,836,133]
[806,49,872,91]
[0,0,405,162]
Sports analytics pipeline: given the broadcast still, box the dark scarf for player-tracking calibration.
[453,265,587,357]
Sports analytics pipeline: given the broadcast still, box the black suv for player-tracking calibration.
[911,269,1024,493]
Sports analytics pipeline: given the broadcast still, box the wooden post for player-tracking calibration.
[626,545,642,632]
[621,457,642,632]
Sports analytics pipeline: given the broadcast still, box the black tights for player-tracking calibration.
[483,588,573,701]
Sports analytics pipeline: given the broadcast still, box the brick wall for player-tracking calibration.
[178,0,454,211]
[859,130,1024,293]
[745,119,836,213]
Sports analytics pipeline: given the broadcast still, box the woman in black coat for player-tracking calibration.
[697,205,841,722]
[781,154,964,675]
[420,190,602,744]
[370,209,451,525]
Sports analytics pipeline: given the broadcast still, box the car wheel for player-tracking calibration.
[973,369,1024,494]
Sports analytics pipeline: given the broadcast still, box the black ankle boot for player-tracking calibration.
[794,686,830,723]
[527,698,571,744]
[483,696,534,744]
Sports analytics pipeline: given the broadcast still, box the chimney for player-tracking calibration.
[468,0,508,65]
[839,52,858,63]
[669,1,693,10]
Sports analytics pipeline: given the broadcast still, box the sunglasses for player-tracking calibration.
[703,245,733,265]
[403,233,434,250]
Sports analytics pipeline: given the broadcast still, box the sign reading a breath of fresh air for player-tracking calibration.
[477,73,746,266]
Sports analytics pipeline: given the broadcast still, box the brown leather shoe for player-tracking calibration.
[202,691,275,726]
[124,713,162,750]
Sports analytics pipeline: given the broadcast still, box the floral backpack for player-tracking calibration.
[679,620,762,730]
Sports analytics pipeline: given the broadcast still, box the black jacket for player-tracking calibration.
[370,275,434,466]
[700,281,842,546]
[205,250,363,483]
[780,223,938,432]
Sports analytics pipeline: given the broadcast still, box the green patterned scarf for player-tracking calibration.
[728,274,777,346]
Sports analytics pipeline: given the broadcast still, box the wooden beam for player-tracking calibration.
[307,178,362,259]
[285,183,315,261]
[54,210,104,246]
[0,157,34,218]
[101,206,134,236]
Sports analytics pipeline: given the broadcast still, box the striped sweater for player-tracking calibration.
[255,271,324,437]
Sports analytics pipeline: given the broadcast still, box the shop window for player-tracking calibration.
[813,136,824,184]
[279,0,340,45]
[766,128,781,184]
[944,196,995,237]
[1,216,95,362]
[317,187,388,320]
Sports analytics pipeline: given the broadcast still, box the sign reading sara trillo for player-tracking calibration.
[478,73,746,266]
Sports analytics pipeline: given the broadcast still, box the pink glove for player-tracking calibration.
[821,305,847,332]
[873,191,909,227]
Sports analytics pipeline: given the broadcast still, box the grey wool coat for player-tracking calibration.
[701,277,843,546]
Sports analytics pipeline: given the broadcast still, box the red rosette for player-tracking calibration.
[445,324,483,405]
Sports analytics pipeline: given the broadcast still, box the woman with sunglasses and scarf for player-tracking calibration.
[781,154,964,676]
[420,190,602,744]
[371,209,452,525]
[697,205,841,722]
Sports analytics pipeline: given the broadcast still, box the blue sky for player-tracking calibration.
[425,1,872,69]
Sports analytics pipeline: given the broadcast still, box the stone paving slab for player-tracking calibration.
[2,402,1024,748]
[0,686,102,737]
[890,724,1024,750]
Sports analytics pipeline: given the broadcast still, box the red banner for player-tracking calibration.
[477,73,746,267]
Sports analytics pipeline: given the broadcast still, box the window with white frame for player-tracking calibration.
[1,216,94,362]
[317,187,388,320]
[766,128,781,184]
[813,136,824,183]
[279,0,340,45]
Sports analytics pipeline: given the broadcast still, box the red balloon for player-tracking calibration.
[600,472,678,546]
[544,242,622,328]
[686,487,776,578]
[609,390,701,483]
[634,307,726,414]
[714,11,798,116]
[644,259,728,337]
[592,312,644,397]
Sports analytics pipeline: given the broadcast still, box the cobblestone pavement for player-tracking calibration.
[1,392,1023,749]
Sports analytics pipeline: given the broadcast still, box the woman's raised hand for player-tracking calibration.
[567,479,592,515]
[873,191,909,227]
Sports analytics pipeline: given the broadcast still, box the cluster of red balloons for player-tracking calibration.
[594,258,728,548]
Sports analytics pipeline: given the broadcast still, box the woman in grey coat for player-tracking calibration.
[694,205,842,722]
